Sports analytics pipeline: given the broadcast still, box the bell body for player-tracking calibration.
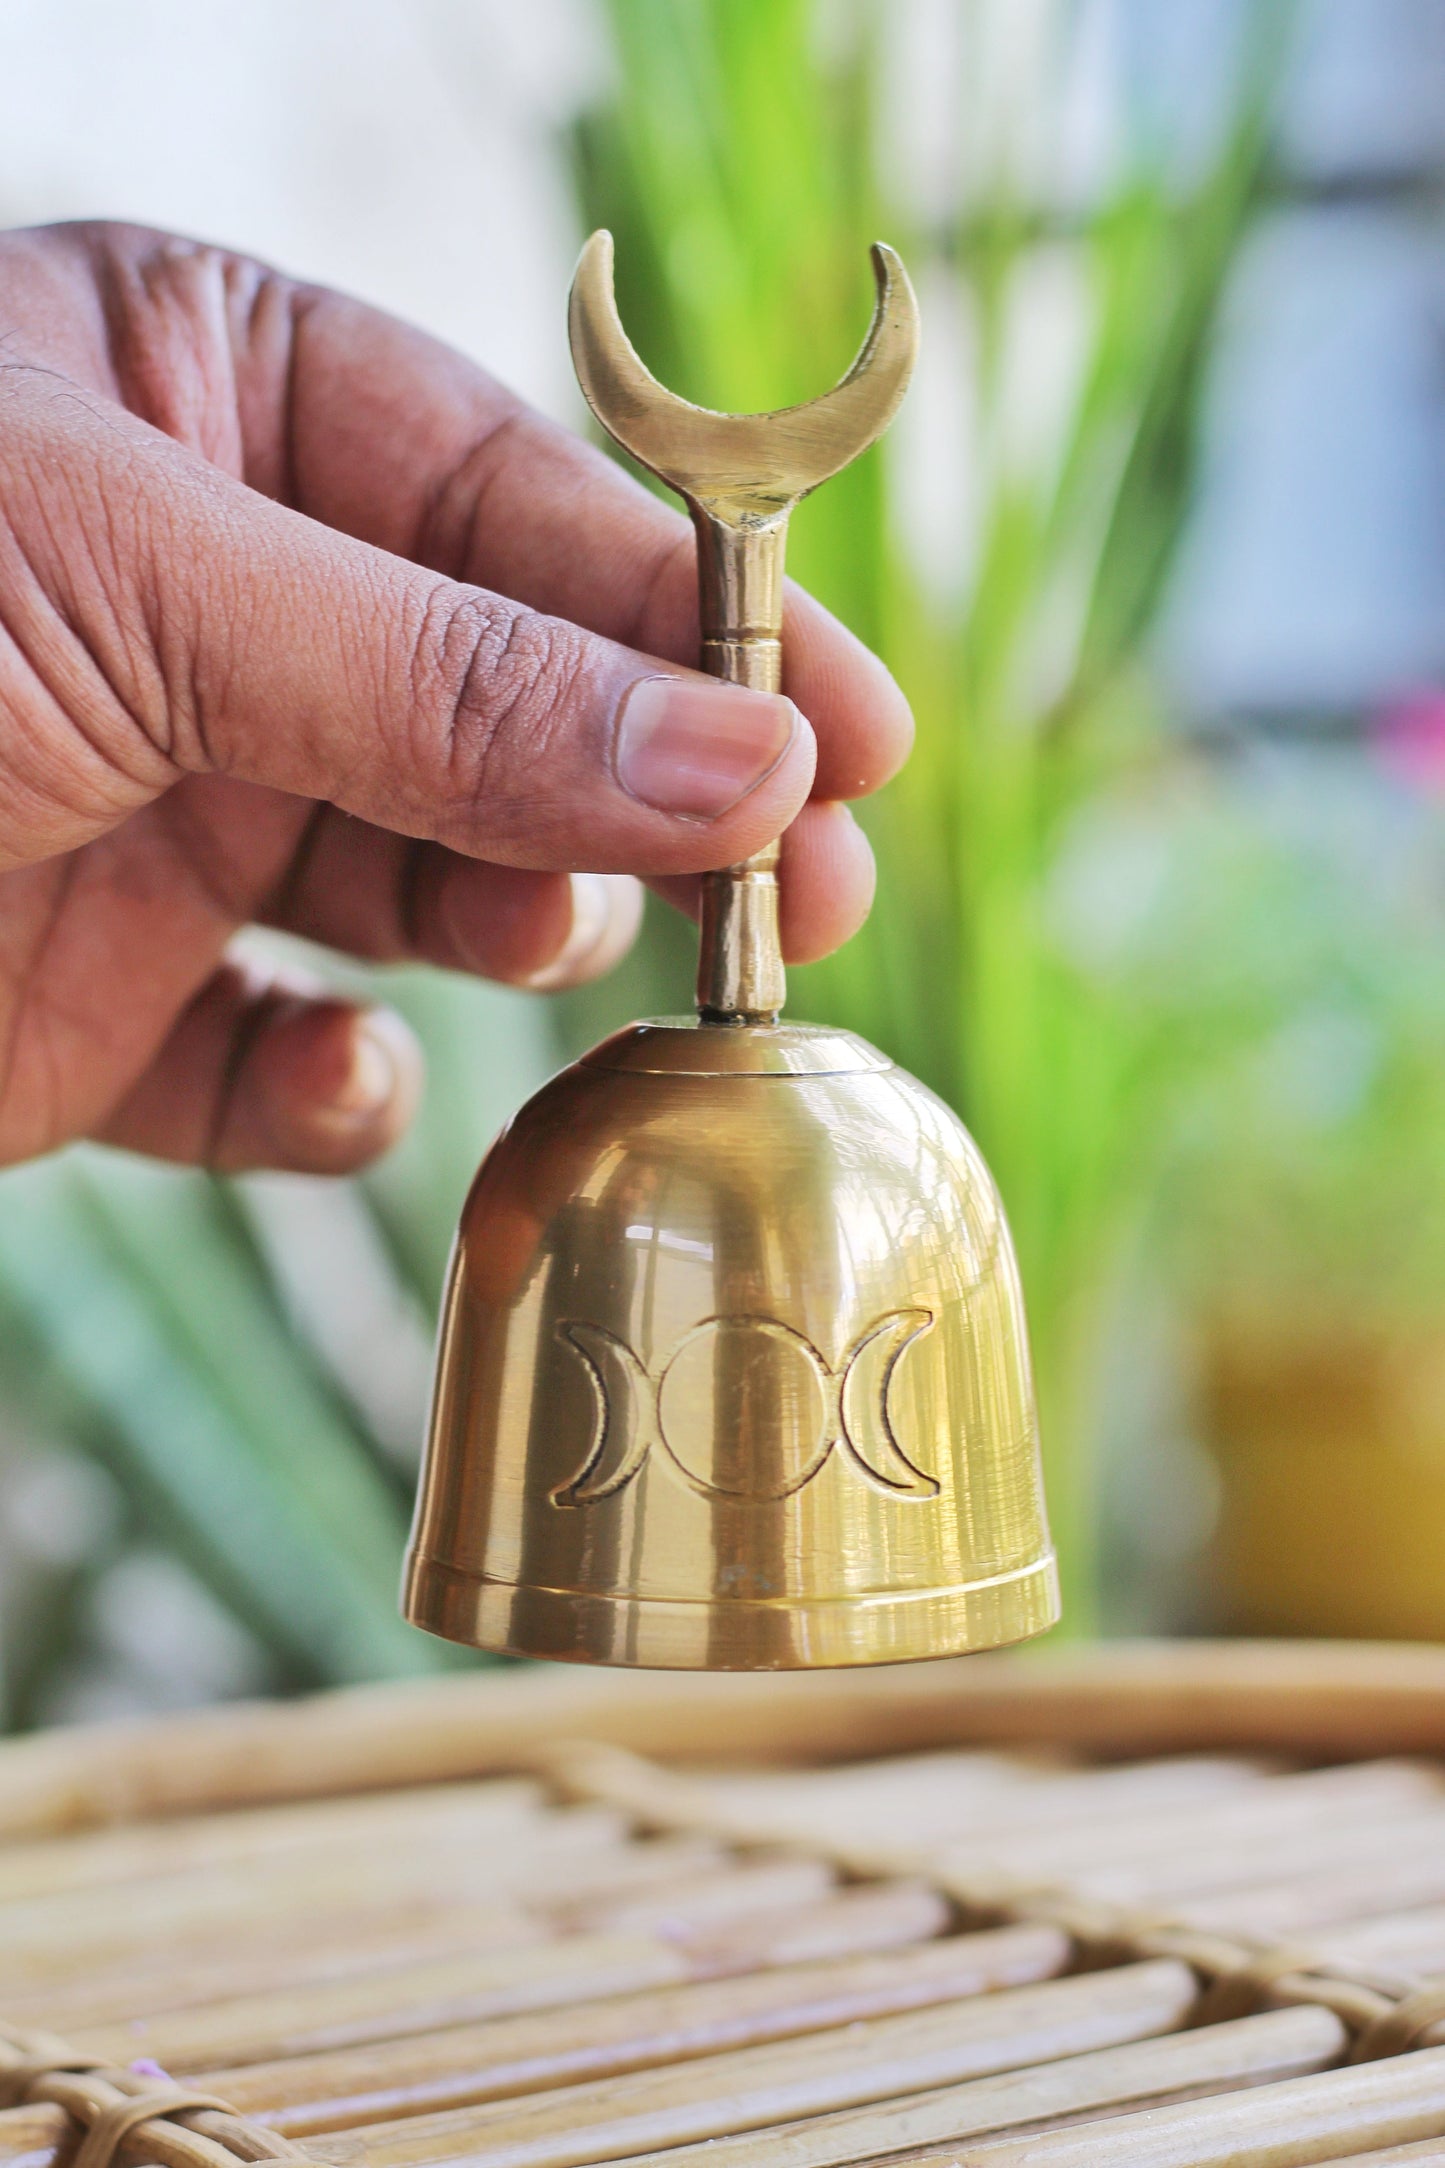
[404,1018,1059,1668]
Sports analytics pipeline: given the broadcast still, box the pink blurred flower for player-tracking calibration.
[1372,689,1445,794]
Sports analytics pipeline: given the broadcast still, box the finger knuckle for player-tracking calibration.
[416,589,589,817]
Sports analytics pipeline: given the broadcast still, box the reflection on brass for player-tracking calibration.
[402,235,1059,1668]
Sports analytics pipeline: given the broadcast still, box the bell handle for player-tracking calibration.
[567,230,919,1025]
[692,509,789,1022]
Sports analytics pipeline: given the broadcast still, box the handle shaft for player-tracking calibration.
[693,509,789,1023]
[568,232,918,1026]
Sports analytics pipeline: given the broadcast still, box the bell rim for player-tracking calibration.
[401,1550,1060,1670]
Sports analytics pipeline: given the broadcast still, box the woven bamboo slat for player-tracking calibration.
[5,1882,947,2042]
[558,2010,1350,2168]
[296,1961,1200,2168]
[3,1641,1445,2168]
[205,1922,1052,2136]
[66,1897,973,2074]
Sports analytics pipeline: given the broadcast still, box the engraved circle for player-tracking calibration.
[657,1317,833,1500]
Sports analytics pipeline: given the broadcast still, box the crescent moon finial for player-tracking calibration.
[568,229,919,520]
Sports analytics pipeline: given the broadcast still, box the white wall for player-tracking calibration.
[0,0,602,423]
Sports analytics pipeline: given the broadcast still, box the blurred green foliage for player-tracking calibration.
[0,969,551,1722]
[1091,748,1445,1330]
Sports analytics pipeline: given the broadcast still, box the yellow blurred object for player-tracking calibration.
[1203,1316,1445,1641]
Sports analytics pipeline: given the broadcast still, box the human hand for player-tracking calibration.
[0,223,912,1175]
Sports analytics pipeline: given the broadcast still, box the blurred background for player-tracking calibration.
[2,0,1444,1727]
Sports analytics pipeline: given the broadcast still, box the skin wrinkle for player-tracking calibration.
[515,632,603,856]
[173,251,248,474]
[0,533,169,827]
[164,523,257,777]
[0,696,153,868]
[620,525,699,659]
[0,728,144,865]
[263,798,330,935]
[272,280,310,511]
[0,852,80,1155]
[254,815,426,967]
[406,583,511,813]
[396,833,433,959]
[59,455,175,765]
[97,236,226,458]
[92,237,159,427]
[23,1006,65,1160]
[192,500,302,777]
[88,475,186,764]
[167,250,246,470]
[152,786,275,929]
[2,402,191,783]
[204,973,279,1168]
[226,258,281,495]
[140,454,295,777]
[412,404,530,580]
[447,600,599,861]
[276,283,345,517]
[464,599,566,776]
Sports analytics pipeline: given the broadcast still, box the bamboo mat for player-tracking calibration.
[3,1643,1445,2168]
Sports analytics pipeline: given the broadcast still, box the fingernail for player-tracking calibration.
[324,1009,409,1125]
[615,675,799,820]
[522,873,613,991]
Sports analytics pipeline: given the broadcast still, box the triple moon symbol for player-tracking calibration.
[552,1312,939,1507]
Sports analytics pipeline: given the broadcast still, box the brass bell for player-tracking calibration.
[402,233,1059,1669]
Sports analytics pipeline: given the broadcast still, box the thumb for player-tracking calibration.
[41,393,816,875]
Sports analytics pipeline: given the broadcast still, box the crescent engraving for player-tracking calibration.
[551,1322,655,1505]
[551,1309,940,1508]
[839,1309,939,1497]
